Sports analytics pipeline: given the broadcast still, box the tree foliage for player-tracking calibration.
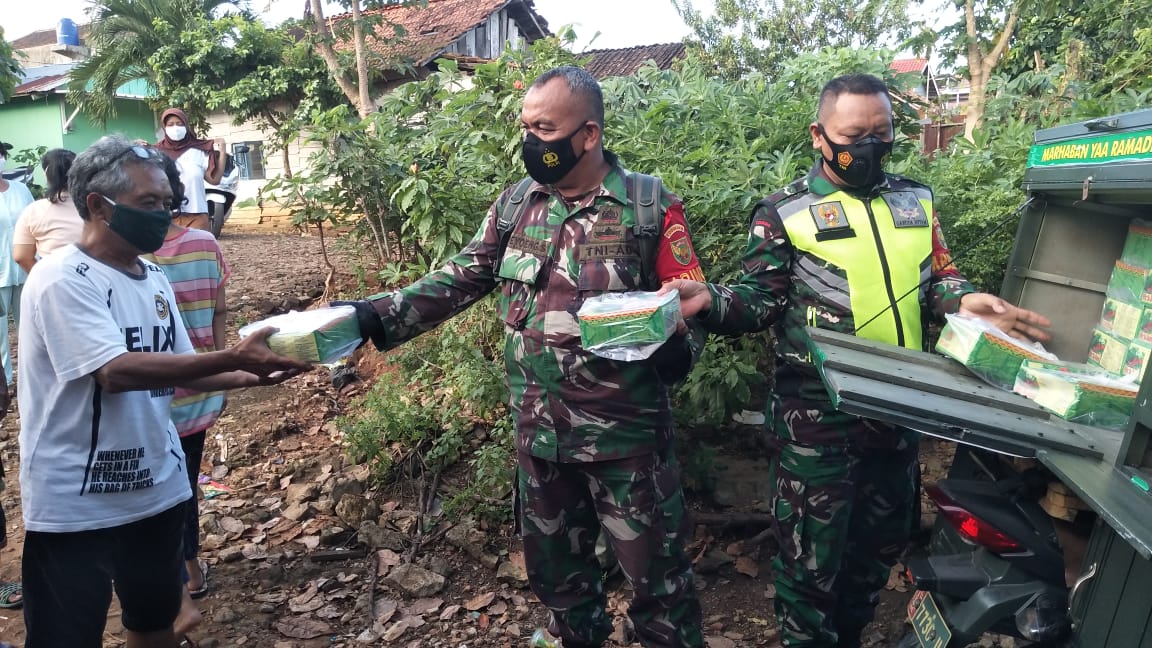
[672,0,916,79]
[0,27,21,104]
[68,0,240,126]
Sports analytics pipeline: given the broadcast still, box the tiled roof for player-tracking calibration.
[9,24,90,50]
[328,0,547,68]
[889,58,929,74]
[583,43,686,79]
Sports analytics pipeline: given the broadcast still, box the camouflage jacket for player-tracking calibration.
[702,162,975,392]
[373,159,707,463]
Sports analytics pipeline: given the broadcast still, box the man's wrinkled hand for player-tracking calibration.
[959,293,1052,343]
[232,327,313,377]
[659,279,712,320]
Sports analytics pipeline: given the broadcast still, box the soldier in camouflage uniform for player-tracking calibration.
[666,74,1050,647]
[340,66,707,648]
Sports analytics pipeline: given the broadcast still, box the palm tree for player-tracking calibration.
[67,0,242,126]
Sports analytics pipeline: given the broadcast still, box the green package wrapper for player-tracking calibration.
[238,305,361,364]
[1087,326,1128,374]
[1123,219,1152,267]
[936,313,1057,390]
[1110,260,1149,303]
[1124,340,1152,382]
[577,290,681,361]
[1013,360,1138,431]
[1100,296,1142,341]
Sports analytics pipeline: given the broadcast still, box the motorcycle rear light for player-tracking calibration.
[925,483,1025,553]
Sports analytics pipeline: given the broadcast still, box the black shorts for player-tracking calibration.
[22,502,187,647]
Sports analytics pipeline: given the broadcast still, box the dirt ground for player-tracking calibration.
[0,228,959,647]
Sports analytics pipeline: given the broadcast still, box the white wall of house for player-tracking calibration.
[203,109,323,203]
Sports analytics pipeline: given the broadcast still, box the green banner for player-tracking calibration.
[1027,129,1152,168]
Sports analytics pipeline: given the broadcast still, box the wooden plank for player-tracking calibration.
[1041,452,1152,559]
[487,13,501,59]
[822,368,1107,458]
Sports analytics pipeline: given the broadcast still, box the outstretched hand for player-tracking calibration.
[659,279,712,319]
[959,293,1052,343]
[232,327,313,377]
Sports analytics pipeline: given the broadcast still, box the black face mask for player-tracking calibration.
[818,124,893,189]
[521,124,588,185]
[102,195,172,253]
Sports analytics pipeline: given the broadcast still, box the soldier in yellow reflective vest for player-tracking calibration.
[667,74,1051,647]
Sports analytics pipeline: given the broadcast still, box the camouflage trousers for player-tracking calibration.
[769,433,920,647]
[516,448,704,648]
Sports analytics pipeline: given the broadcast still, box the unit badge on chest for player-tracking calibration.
[590,207,625,242]
[883,191,929,228]
[810,201,850,231]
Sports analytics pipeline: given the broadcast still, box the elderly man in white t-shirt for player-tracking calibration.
[17,135,310,648]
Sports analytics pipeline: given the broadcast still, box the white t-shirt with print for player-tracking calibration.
[177,148,209,214]
[18,244,195,532]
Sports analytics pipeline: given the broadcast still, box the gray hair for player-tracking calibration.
[69,135,168,220]
[530,65,605,127]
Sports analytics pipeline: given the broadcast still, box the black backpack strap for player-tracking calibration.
[629,173,664,290]
[494,177,538,271]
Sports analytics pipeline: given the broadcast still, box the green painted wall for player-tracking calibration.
[0,96,66,179]
[0,95,156,186]
[64,98,157,152]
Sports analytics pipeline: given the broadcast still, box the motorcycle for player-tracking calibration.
[204,149,242,239]
[899,447,1091,648]
[1,165,34,185]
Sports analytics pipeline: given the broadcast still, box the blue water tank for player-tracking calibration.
[56,18,79,47]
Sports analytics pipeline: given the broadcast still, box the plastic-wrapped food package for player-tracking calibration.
[577,290,681,361]
[1100,297,1143,340]
[936,313,1057,390]
[1122,219,1152,267]
[1013,360,1138,431]
[1124,340,1152,382]
[238,305,361,364]
[1088,326,1129,374]
[1108,260,1149,304]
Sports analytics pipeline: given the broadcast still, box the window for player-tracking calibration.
[231,141,266,180]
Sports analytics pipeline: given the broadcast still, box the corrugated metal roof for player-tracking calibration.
[14,74,70,95]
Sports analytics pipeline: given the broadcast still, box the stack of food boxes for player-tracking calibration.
[937,221,1152,430]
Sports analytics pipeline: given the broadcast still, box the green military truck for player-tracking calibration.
[808,108,1152,647]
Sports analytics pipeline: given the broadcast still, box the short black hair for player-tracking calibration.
[530,65,605,127]
[41,149,76,205]
[817,74,892,120]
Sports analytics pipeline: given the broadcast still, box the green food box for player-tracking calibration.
[1136,307,1152,344]
[1088,326,1128,374]
[1123,219,1152,267]
[238,306,362,364]
[577,290,681,358]
[1109,260,1151,303]
[936,314,1058,390]
[1101,297,1143,340]
[1013,361,1138,431]
[1124,340,1152,382]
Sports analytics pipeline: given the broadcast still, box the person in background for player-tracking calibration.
[0,156,33,391]
[156,109,223,232]
[14,149,84,272]
[147,155,230,601]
